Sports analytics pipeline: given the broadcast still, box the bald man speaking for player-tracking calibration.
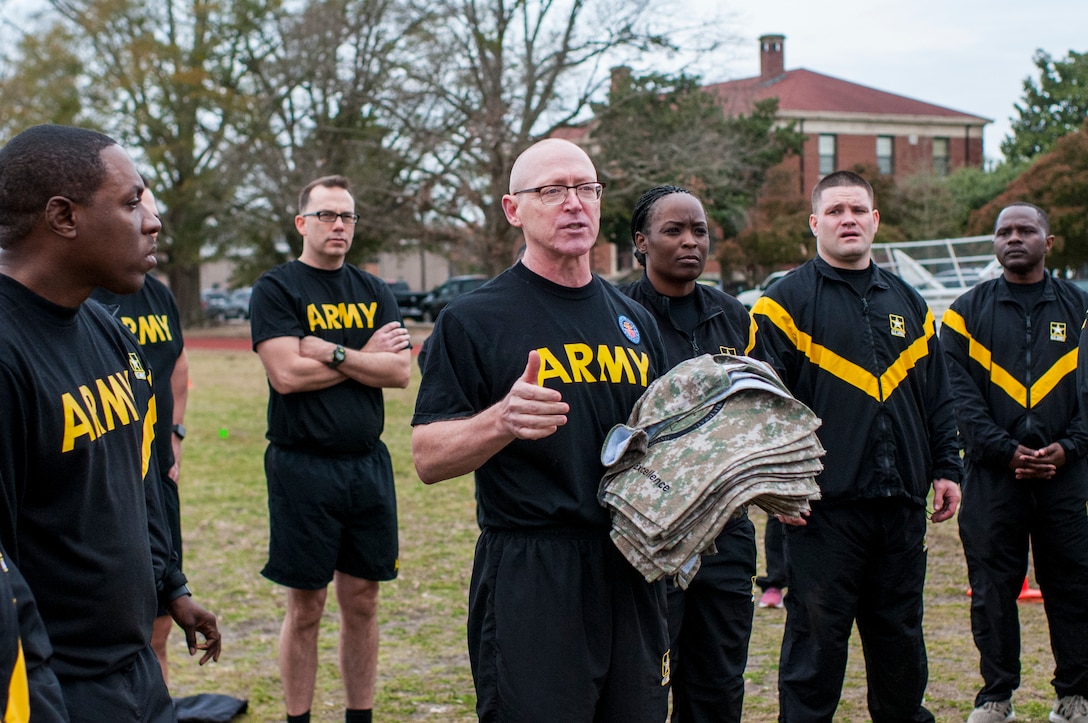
[412,139,670,722]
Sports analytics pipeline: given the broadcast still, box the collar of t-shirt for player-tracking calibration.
[665,292,699,336]
[835,265,873,297]
[1006,276,1046,312]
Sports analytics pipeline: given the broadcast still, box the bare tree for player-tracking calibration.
[42,0,275,324]
[233,0,425,280]
[5,0,727,297]
[394,0,681,276]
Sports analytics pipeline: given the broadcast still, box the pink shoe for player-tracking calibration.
[759,587,784,608]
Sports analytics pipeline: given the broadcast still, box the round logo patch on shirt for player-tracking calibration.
[618,315,641,344]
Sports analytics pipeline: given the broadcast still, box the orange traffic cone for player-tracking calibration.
[1017,576,1042,602]
[965,576,1043,601]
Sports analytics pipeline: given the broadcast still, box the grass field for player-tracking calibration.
[167,342,1061,722]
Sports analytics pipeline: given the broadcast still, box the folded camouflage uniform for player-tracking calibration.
[599,354,823,588]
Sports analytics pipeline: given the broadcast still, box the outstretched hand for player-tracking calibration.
[498,351,569,440]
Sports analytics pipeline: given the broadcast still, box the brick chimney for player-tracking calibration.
[610,65,632,96]
[759,34,785,80]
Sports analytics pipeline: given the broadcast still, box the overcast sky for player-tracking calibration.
[682,0,1088,164]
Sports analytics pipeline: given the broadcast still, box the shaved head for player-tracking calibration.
[509,139,595,194]
[501,137,601,285]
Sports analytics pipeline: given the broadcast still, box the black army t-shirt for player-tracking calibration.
[413,263,666,531]
[251,260,403,454]
[92,274,185,477]
[0,275,181,679]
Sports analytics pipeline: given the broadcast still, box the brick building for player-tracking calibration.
[584,34,990,278]
[706,34,989,196]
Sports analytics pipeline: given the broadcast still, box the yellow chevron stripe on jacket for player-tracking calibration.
[744,312,759,355]
[942,308,1079,408]
[5,641,29,722]
[755,296,934,402]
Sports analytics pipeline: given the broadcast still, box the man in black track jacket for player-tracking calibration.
[752,171,961,723]
[942,202,1088,723]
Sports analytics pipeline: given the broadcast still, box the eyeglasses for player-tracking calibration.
[512,182,605,206]
[301,210,360,224]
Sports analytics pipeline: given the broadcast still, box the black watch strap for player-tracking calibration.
[172,423,186,440]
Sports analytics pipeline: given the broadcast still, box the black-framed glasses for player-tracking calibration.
[512,182,605,206]
[301,210,361,224]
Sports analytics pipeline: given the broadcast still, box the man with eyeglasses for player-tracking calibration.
[249,175,411,723]
[411,138,670,722]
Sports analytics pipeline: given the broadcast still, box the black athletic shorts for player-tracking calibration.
[468,528,670,722]
[262,442,399,589]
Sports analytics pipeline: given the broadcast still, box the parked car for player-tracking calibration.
[200,288,230,320]
[201,286,250,321]
[421,275,488,322]
[735,270,793,309]
[696,274,723,290]
[386,280,426,321]
[223,286,252,320]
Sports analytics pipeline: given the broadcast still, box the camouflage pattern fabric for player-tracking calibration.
[599,354,824,588]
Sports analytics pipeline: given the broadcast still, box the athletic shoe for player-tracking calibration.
[967,699,1013,723]
[758,587,784,608]
[1051,695,1088,723]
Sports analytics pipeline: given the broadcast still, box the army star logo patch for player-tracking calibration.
[127,352,148,380]
[889,314,906,338]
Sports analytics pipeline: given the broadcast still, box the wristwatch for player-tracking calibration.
[329,345,347,368]
[172,423,186,440]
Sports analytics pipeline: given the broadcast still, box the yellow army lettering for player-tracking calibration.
[61,371,140,452]
[119,314,174,345]
[307,302,378,331]
[536,344,651,387]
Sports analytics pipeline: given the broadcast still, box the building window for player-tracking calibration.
[818,134,837,176]
[933,137,950,176]
[876,136,894,175]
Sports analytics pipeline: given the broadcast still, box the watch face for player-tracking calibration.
[331,345,346,366]
[172,424,186,440]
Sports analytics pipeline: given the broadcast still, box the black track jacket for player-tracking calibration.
[752,256,961,506]
[619,274,761,367]
[940,274,1088,468]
